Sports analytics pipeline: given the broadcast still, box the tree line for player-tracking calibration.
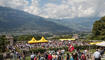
[92,16,105,40]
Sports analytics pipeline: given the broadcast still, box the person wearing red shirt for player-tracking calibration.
[48,53,52,60]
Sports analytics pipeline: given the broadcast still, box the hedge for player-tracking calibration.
[29,45,98,54]
[74,45,98,50]
[30,48,46,53]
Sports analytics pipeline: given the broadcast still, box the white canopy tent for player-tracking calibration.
[96,41,105,46]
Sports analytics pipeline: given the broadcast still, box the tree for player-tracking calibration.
[15,35,42,41]
[0,35,7,52]
[16,35,33,41]
[92,16,105,40]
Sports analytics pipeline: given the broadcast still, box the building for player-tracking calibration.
[72,34,79,39]
[6,35,14,45]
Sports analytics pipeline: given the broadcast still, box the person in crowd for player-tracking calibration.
[18,53,22,60]
[52,53,56,60]
[12,51,17,60]
[81,53,86,60]
[34,55,37,60]
[83,49,87,56]
[70,53,74,60]
[66,53,70,60]
[58,53,62,60]
[77,49,82,60]
[86,49,89,60]
[44,52,48,60]
[86,54,89,60]
[93,49,101,60]
[38,52,41,60]
[73,53,78,60]
[61,49,65,55]
[99,47,104,57]
[30,52,35,60]
[57,51,60,55]
[48,53,52,60]
[22,51,26,60]
[55,53,58,60]
[40,56,45,60]
[61,52,65,60]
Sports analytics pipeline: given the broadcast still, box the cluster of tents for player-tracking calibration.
[28,36,105,46]
[28,36,48,44]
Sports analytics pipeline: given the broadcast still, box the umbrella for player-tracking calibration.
[96,41,105,46]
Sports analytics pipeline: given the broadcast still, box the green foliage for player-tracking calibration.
[30,48,46,53]
[52,35,72,39]
[15,35,43,41]
[29,45,97,54]
[74,45,98,50]
[0,35,7,52]
[0,54,3,60]
[92,16,105,40]
[48,47,62,51]
[15,35,33,41]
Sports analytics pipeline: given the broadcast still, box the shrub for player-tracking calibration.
[30,48,46,53]
[74,45,98,50]
[48,47,63,52]
[29,45,98,54]
[0,54,3,60]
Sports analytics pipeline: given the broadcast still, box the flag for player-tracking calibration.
[68,44,75,52]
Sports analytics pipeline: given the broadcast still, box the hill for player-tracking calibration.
[0,6,101,34]
[0,6,72,34]
[47,17,100,32]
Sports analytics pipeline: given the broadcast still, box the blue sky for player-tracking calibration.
[0,0,105,19]
[39,0,62,7]
[27,0,62,7]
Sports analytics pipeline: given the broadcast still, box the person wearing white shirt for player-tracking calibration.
[93,49,101,60]
[30,53,35,60]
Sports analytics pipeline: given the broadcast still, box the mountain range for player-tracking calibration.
[0,6,100,34]
[0,6,72,34]
[47,17,100,32]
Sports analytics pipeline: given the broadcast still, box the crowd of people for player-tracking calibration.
[4,40,105,60]
[8,40,89,51]
[29,47,105,60]
[5,47,104,60]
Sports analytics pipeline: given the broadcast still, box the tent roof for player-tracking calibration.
[37,36,48,43]
[28,36,48,43]
[96,41,105,46]
[28,37,37,44]
[90,42,101,45]
[31,37,37,41]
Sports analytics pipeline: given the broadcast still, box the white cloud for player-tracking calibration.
[39,0,96,18]
[0,0,105,19]
[24,0,40,15]
[0,0,29,9]
[0,0,40,14]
